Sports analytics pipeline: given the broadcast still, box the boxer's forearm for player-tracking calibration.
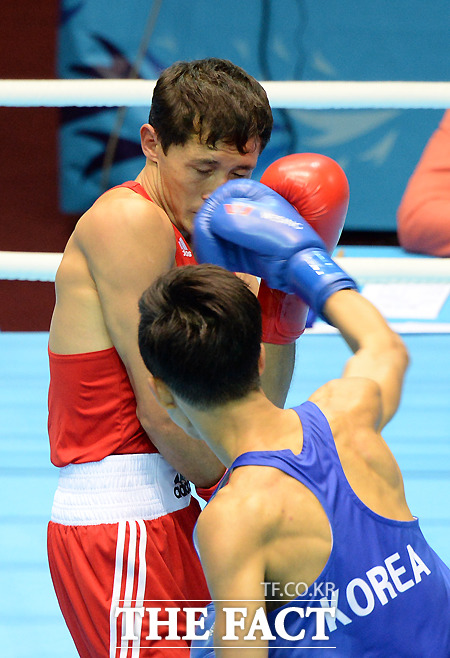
[260,342,295,408]
[323,289,409,428]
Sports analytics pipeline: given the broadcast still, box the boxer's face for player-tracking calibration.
[155,135,260,238]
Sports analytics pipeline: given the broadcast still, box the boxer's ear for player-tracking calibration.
[140,124,160,163]
[258,343,266,376]
[147,374,176,409]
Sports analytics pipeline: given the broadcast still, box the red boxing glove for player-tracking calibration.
[258,153,349,344]
[260,153,349,250]
[258,282,309,344]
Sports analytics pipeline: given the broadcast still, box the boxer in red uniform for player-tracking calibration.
[47,57,350,657]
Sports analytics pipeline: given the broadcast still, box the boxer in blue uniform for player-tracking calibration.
[137,180,450,657]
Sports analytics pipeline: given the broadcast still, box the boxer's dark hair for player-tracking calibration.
[138,265,262,409]
[149,58,273,154]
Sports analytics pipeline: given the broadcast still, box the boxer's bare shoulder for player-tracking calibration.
[50,186,176,354]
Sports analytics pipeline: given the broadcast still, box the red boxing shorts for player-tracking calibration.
[48,454,210,657]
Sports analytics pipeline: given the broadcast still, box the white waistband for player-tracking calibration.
[50,453,191,525]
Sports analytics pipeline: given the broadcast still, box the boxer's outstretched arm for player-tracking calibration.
[321,289,409,430]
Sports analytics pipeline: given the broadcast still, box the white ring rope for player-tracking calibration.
[1,79,450,109]
[0,252,63,282]
[2,80,450,302]
[1,251,450,283]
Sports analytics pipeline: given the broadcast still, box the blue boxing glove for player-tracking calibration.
[193,179,357,320]
[194,179,306,290]
[190,601,216,658]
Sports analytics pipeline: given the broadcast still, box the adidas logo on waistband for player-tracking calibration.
[173,473,191,499]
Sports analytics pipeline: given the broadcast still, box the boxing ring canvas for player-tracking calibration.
[1,246,449,657]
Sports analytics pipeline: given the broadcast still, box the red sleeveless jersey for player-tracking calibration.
[48,181,198,466]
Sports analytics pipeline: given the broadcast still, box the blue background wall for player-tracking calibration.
[58,0,449,232]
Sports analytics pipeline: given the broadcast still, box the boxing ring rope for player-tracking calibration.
[2,78,450,334]
[2,77,450,279]
[2,250,450,335]
[1,79,450,109]
[2,250,450,284]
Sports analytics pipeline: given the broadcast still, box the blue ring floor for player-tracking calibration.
[0,331,449,657]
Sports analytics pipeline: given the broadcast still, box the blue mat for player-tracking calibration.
[0,331,449,657]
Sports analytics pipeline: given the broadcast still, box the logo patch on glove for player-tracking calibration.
[224,203,254,216]
[260,210,303,230]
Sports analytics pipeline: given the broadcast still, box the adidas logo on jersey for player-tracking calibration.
[173,473,191,498]
[178,236,192,258]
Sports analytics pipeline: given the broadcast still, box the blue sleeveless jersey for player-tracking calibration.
[226,401,450,657]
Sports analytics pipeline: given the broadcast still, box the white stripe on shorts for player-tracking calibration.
[110,519,126,658]
[132,520,147,656]
[109,520,149,657]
